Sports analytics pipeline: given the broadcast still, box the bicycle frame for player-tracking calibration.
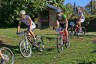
[57,28,67,43]
[24,33,30,49]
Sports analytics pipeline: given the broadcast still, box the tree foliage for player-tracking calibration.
[0,0,64,27]
[85,0,96,15]
[64,3,74,18]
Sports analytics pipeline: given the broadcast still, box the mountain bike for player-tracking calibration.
[68,22,86,38]
[17,31,44,58]
[0,47,14,64]
[56,28,70,53]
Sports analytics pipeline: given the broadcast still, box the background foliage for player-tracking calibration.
[0,0,64,27]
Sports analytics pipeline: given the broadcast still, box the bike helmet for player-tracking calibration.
[20,10,26,15]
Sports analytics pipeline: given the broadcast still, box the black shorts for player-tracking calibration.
[60,23,66,29]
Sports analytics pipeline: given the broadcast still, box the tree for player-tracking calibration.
[85,0,96,15]
[65,3,74,18]
[0,0,64,27]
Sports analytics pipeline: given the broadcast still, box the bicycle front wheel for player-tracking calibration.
[57,35,63,53]
[0,47,14,64]
[19,39,32,58]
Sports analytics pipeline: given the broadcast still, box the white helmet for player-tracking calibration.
[20,10,26,15]
[76,7,81,10]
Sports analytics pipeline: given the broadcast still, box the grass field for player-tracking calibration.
[0,28,96,64]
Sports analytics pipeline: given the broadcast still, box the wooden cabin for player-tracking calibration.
[37,5,59,29]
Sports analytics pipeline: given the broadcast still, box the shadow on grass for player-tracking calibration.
[0,40,20,54]
[85,35,96,36]
[78,61,96,64]
[91,50,96,53]
[45,36,56,41]
[45,34,58,36]
[46,48,54,52]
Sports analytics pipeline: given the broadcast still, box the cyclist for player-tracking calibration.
[17,10,36,40]
[0,51,5,60]
[56,9,69,42]
[70,7,85,32]
[0,51,3,57]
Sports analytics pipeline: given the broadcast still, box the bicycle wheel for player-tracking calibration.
[77,27,86,38]
[19,39,32,58]
[68,27,74,37]
[0,47,14,64]
[65,38,70,48]
[57,35,63,53]
[35,36,44,52]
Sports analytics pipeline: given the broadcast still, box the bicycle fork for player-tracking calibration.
[25,35,30,50]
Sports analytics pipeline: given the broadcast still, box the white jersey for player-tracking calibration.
[20,15,31,26]
[77,11,85,20]
[20,15,36,29]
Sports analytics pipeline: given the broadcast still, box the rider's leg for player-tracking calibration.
[56,20,59,28]
[0,50,3,57]
[29,30,36,40]
[64,28,68,39]
[77,19,83,32]
[28,26,36,40]
[0,51,4,59]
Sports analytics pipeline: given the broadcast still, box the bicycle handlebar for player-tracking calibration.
[16,30,27,35]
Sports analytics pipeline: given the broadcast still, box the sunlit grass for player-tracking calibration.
[0,28,96,64]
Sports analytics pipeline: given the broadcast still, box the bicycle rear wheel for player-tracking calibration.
[19,39,32,58]
[35,36,44,52]
[77,27,86,38]
[57,35,63,53]
[0,47,14,64]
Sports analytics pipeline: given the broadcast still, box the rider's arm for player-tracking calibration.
[65,18,68,29]
[28,16,33,30]
[56,20,60,28]
[0,50,3,57]
[17,21,21,33]
[62,14,68,29]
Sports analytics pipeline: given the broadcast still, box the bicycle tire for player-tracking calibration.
[65,38,70,48]
[19,39,32,58]
[0,47,14,64]
[57,35,63,53]
[35,36,44,52]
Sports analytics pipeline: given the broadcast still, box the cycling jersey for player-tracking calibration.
[76,11,85,23]
[56,14,67,29]
[77,11,85,20]
[20,15,31,26]
[20,15,36,30]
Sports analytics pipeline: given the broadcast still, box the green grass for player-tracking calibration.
[0,28,96,64]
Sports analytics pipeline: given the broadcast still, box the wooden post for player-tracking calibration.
[74,2,76,12]
[37,13,41,28]
[90,0,93,14]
